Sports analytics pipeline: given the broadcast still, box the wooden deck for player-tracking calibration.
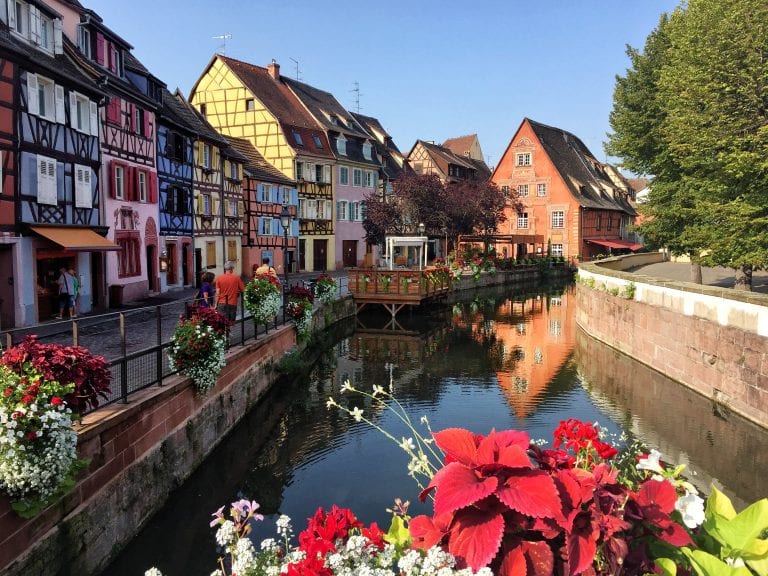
[348,267,452,318]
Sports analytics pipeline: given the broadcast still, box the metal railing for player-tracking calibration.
[1,276,349,416]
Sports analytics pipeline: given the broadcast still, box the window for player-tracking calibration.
[137,170,147,202]
[259,217,273,236]
[168,132,185,162]
[169,187,189,215]
[134,106,144,136]
[516,153,531,166]
[296,161,303,180]
[201,194,212,216]
[229,161,239,180]
[337,200,348,221]
[202,143,211,169]
[77,25,91,58]
[537,183,547,197]
[12,1,29,36]
[551,244,563,257]
[501,185,510,197]
[413,162,423,174]
[318,199,332,220]
[117,235,141,277]
[39,13,53,50]
[315,164,324,183]
[607,214,613,231]
[362,141,372,160]
[293,131,303,146]
[227,240,238,262]
[27,74,58,122]
[364,171,375,188]
[351,201,360,221]
[227,198,237,216]
[551,211,564,228]
[352,168,362,187]
[339,166,349,185]
[114,164,125,200]
[336,136,347,156]
[517,212,528,229]
[70,91,97,135]
[245,98,254,111]
[36,155,57,205]
[312,135,323,148]
[206,242,216,269]
[517,184,529,197]
[596,214,603,230]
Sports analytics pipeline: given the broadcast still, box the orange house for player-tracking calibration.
[492,118,639,261]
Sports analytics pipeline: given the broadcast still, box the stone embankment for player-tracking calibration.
[576,253,768,430]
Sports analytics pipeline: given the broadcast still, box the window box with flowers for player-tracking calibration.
[285,286,314,342]
[378,273,393,293]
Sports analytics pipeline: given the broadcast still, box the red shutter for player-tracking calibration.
[129,103,136,132]
[109,160,116,198]
[149,171,157,203]
[144,110,151,138]
[95,33,105,65]
[128,165,136,201]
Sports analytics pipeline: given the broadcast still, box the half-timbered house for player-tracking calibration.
[224,135,297,278]
[49,0,160,304]
[0,5,113,327]
[285,79,381,269]
[492,118,638,260]
[190,56,336,272]
[407,139,491,183]
[351,112,409,200]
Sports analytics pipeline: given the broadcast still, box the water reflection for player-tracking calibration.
[103,284,767,576]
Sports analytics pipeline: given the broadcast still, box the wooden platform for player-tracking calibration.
[348,267,452,318]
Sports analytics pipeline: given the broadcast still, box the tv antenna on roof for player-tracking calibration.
[212,33,232,53]
[350,81,362,113]
[289,57,301,81]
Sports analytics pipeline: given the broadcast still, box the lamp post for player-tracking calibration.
[280,204,291,294]
[418,222,425,269]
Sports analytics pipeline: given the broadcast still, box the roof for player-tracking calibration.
[352,112,409,180]
[209,55,333,159]
[627,177,650,192]
[442,134,477,156]
[284,78,367,138]
[0,26,103,97]
[170,89,228,145]
[223,136,294,185]
[525,118,636,215]
[412,140,491,180]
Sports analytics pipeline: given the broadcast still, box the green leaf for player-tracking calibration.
[653,557,679,576]
[708,495,768,555]
[384,515,411,549]
[683,549,752,576]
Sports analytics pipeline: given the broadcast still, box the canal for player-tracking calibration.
[104,282,768,576]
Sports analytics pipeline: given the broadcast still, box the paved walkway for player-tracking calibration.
[629,261,768,294]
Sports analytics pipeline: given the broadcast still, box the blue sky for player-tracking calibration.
[91,0,679,170]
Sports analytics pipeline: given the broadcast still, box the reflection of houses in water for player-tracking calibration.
[469,291,576,418]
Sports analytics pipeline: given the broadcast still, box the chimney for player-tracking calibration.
[267,59,280,80]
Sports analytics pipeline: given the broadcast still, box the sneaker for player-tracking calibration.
[53,315,62,320]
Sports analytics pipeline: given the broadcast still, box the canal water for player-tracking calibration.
[104,283,768,576]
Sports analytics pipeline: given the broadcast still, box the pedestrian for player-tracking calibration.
[54,267,74,320]
[254,257,278,279]
[68,268,79,318]
[196,271,215,308]
[214,261,244,321]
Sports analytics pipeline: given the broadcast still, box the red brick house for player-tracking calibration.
[492,118,639,261]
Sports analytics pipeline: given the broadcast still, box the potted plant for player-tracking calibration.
[244,273,282,325]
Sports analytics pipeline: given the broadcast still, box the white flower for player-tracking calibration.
[636,448,665,474]
[675,491,705,528]
[372,385,385,397]
[340,380,353,393]
[144,568,163,576]
[215,520,237,547]
[350,406,364,422]
[326,397,336,409]
[400,437,416,451]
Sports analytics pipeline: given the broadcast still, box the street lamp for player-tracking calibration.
[417,222,426,270]
[280,204,291,291]
[418,222,425,236]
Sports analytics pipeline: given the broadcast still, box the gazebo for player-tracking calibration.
[381,235,429,270]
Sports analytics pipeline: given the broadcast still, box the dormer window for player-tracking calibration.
[362,141,372,160]
[78,25,91,58]
[293,131,303,146]
[312,135,323,149]
[8,1,59,53]
[336,136,347,156]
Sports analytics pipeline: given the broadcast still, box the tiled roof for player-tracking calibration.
[627,177,650,192]
[0,27,102,97]
[442,134,477,156]
[170,88,228,145]
[526,118,636,215]
[215,55,333,160]
[284,78,368,138]
[223,136,295,185]
[415,140,490,179]
[352,114,408,180]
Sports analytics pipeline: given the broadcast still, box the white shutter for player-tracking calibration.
[53,18,62,54]
[36,156,57,205]
[305,163,315,182]
[69,91,77,129]
[7,0,16,29]
[89,100,99,136]
[74,164,92,208]
[29,6,40,45]
[323,164,331,184]
[54,85,65,123]
[27,74,39,116]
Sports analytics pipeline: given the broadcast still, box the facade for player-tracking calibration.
[351,112,409,200]
[190,56,335,272]
[285,79,380,269]
[407,138,491,183]
[224,135,297,278]
[0,6,113,327]
[49,0,160,304]
[492,118,638,261]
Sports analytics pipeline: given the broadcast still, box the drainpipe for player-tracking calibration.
[220,148,226,269]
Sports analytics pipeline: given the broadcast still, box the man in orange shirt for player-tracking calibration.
[214,261,245,321]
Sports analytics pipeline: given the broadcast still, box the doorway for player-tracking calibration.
[167,243,178,285]
[299,239,306,272]
[342,240,357,268]
[516,243,528,259]
[146,245,157,292]
[0,246,14,329]
[313,239,327,272]
[182,243,190,286]
[194,248,202,287]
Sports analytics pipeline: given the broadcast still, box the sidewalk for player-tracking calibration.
[629,262,768,294]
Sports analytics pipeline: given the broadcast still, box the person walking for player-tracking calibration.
[196,271,215,308]
[254,257,278,279]
[68,268,79,317]
[214,261,244,321]
[54,267,74,319]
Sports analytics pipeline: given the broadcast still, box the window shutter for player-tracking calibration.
[256,183,263,202]
[291,220,299,237]
[54,85,65,123]
[7,0,16,30]
[132,166,140,201]
[291,188,298,205]
[276,186,284,205]
[143,110,151,138]
[196,194,203,215]
[27,74,39,116]
[257,217,263,235]
[89,100,99,136]
[53,19,63,54]
[336,201,341,220]
[305,163,314,182]
[29,6,41,45]
[324,164,331,184]
[68,91,77,129]
[149,172,157,203]
[127,165,136,201]
[95,33,105,65]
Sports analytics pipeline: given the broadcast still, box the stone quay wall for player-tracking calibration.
[576,256,768,430]
[0,296,355,576]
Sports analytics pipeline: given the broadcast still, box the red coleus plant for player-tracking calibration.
[409,423,692,575]
[1,335,111,413]
[289,285,315,305]
[187,305,232,336]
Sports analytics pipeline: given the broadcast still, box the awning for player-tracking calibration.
[30,226,120,252]
[587,238,643,251]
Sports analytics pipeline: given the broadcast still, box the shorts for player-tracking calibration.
[216,303,237,321]
[59,294,71,309]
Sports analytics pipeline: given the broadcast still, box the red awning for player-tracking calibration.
[587,239,643,251]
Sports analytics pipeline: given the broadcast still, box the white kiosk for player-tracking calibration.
[382,236,429,270]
